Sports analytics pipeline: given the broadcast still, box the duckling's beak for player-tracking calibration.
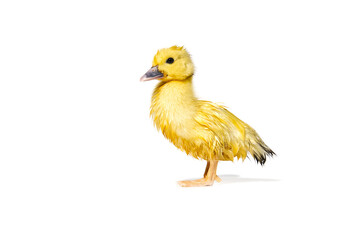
[140,66,164,82]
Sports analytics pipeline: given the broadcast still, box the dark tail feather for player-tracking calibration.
[252,142,276,166]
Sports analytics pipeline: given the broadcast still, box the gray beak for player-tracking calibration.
[140,66,164,82]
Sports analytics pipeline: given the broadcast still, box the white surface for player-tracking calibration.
[1,0,358,239]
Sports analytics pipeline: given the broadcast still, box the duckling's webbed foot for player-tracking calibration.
[177,178,214,187]
[177,160,221,187]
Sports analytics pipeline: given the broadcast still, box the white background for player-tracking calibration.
[1,0,358,239]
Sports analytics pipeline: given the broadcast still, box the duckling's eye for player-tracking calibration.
[166,58,174,64]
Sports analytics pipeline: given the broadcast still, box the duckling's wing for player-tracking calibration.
[194,100,247,160]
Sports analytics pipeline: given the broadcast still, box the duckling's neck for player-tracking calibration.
[151,77,197,130]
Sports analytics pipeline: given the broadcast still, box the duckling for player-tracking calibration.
[140,46,275,187]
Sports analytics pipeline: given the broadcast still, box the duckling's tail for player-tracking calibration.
[245,127,275,165]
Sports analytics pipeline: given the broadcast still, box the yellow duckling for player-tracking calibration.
[140,46,275,187]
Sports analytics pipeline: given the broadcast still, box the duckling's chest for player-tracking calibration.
[150,81,197,137]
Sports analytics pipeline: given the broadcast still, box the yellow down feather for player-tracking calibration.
[149,46,274,164]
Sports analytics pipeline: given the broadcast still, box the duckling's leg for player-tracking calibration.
[178,160,221,187]
[204,161,222,183]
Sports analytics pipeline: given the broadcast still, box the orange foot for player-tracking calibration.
[177,176,221,187]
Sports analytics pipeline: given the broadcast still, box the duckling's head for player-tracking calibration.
[140,46,194,82]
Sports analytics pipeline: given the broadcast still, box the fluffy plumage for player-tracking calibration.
[146,46,274,165]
